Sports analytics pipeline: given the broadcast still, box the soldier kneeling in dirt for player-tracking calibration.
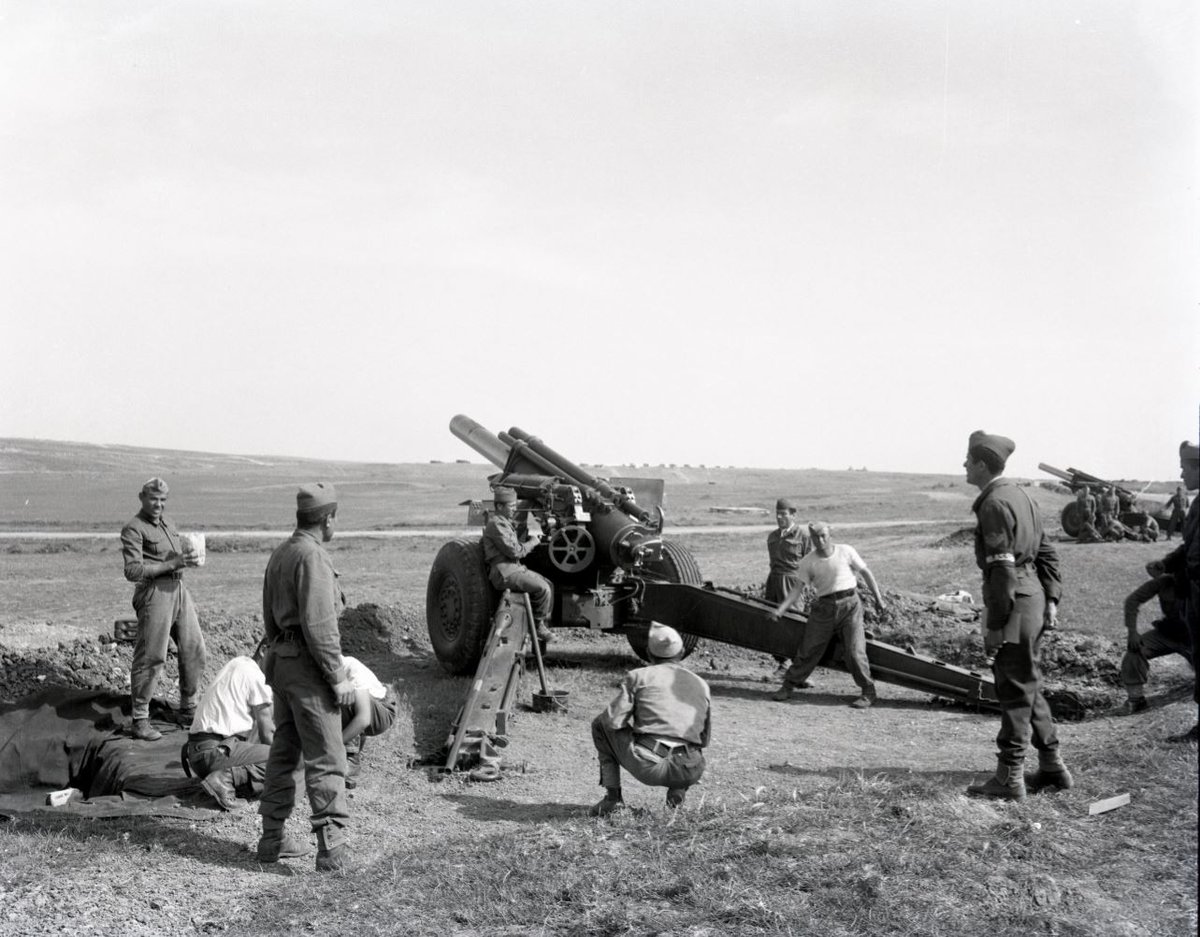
[590,624,711,816]
[339,654,399,789]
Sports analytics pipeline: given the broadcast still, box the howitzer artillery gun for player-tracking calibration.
[426,415,704,674]
[426,415,1001,716]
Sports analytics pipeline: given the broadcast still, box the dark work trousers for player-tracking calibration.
[131,579,207,721]
[783,593,875,693]
[591,716,705,791]
[490,567,553,622]
[991,590,1059,768]
[1120,628,1194,695]
[186,735,271,795]
[257,644,349,844]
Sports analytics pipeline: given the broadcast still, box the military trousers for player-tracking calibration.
[490,567,553,622]
[131,579,206,720]
[1120,626,1194,695]
[186,735,271,794]
[257,645,349,840]
[591,716,705,791]
[783,593,874,693]
[990,590,1059,768]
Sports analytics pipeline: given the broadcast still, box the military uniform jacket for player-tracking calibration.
[262,529,346,687]
[972,479,1062,640]
[767,525,811,574]
[481,514,536,578]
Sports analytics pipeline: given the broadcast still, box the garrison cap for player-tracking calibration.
[808,520,831,536]
[493,486,518,504]
[776,498,798,512]
[141,477,169,495]
[968,430,1015,463]
[297,482,337,512]
[1180,441,1199,462]
[646,623,684,659]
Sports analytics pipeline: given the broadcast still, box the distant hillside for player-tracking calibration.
[0,437,1173,533]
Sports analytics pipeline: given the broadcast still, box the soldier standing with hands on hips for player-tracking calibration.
[964,431,1071,800]
[257,483,357,872]
[120,476,207,741]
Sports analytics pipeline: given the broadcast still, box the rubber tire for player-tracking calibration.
[426,539,494,675]
[1060,502,1083,538]
[626,539,703,661]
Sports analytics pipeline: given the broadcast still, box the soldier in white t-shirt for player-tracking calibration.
[766,522,887,709]
[184,641,275,811]
[339,655,398,788]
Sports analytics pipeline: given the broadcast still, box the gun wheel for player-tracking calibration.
[426,539,494,675]
[626,539,703,662]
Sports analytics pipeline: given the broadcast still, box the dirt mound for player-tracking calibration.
[861,590,1124,719]
[0,603,427,703]
[930,527,975,548]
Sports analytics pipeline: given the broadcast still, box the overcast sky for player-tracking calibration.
[1,2,1196,482]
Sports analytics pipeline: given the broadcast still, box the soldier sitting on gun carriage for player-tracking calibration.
[482,485,554,644]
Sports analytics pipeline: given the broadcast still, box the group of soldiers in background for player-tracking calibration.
[1073,483,1172,544]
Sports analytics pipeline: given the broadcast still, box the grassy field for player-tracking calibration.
[0,440,1194,937]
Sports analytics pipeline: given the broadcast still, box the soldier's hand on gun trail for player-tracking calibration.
[984,629,1003,657]
[331,680,357,709]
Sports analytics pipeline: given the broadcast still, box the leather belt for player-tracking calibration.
[818,588,857,602]
[274,629,305,643]
[156,571,184,581]
[635,736,695,758]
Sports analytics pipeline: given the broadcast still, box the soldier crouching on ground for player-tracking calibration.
[257,483,358,871]
[482,485,554,643]
[339,654,399,789]
[120,476,207,741]
[590,624,710,816]
[1118,561,1193,716]
[767,522,885,709]
[963,431,1071,801]
[183,639,276,813]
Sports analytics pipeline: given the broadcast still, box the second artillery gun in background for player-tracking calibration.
[426,415,1001,712]
[1038,463,1171,538]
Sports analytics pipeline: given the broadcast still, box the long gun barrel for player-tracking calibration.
[449,415,512,470]
[1038,462,1134,499]
[505,426,653,525]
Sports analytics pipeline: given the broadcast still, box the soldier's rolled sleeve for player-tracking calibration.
[295,552,347,686]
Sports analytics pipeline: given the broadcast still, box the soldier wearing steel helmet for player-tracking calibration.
[590,623,711,816]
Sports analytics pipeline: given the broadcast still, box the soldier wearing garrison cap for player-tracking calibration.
[590,623,711,816]
[257,482,357,871]
[764,497,813,677]
[120,476,207,741]
[963,431,1071,800]
[481,485,554,643]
